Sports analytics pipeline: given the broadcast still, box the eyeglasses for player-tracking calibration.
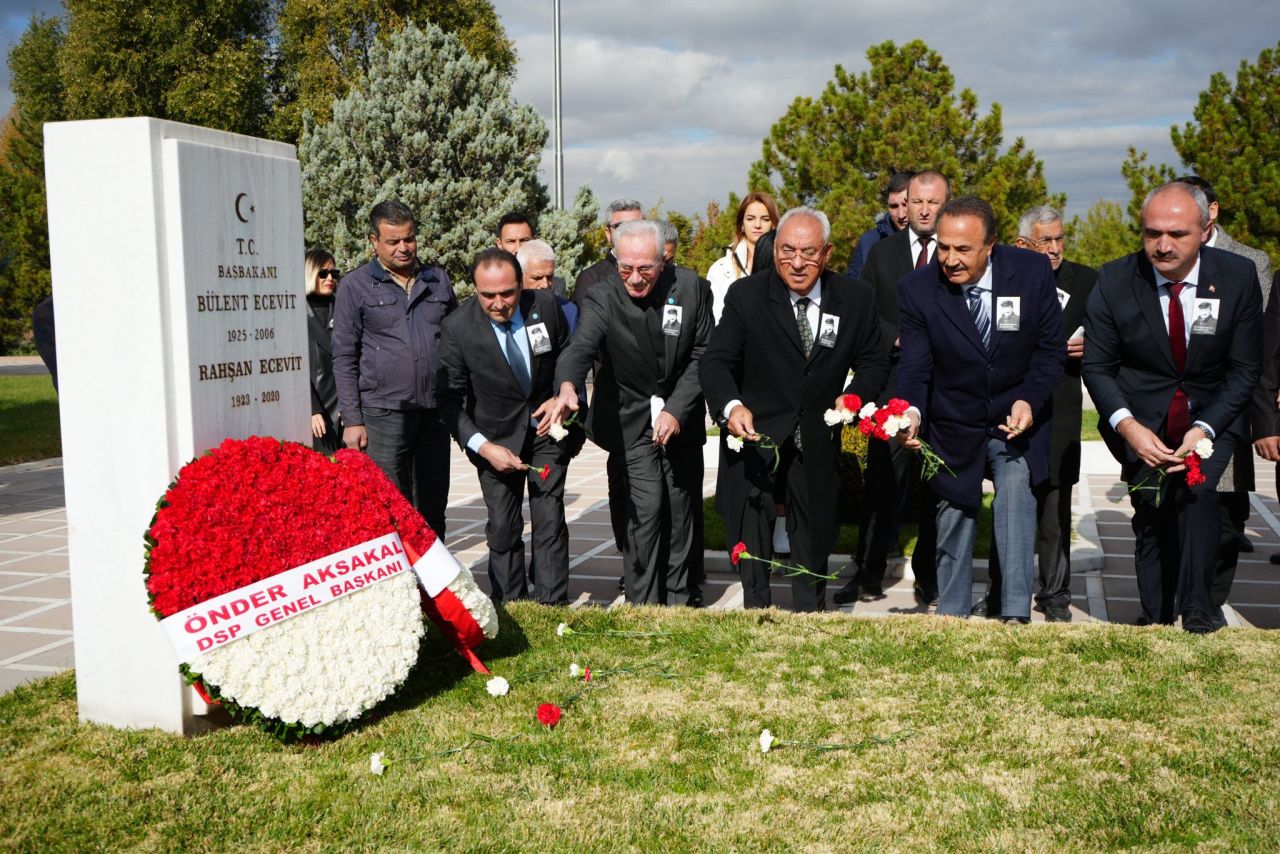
[776,245,825,263]
[617,264,657,278]
[1031,235,1065,248]
[317,269,340,280]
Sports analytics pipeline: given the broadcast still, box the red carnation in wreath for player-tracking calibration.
[144,437,498,741]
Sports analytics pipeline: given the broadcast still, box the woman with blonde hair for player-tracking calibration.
[305,247,342,454]
[705,191,779,324]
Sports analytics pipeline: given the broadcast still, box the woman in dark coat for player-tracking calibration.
[305,247,342,454]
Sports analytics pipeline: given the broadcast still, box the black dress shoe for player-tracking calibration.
[687,594,704,609]
[857,583,884,602]
[913,583,938,606]
[970,600,988,618]
[832,578,861,605]
[1002,616,1030,625]
[1044,603,1072,623]
[1270,552,1280,565]
[1238,535,1254,553]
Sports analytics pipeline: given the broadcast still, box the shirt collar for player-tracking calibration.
[965,260,995,293]
[1206,226,1220,248]
[788,279,822,307]
[910,229,933,251]
[1154,255,1201,289]
[491,305,525,331]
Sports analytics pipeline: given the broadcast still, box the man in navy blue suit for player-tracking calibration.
[895,196,1065,622]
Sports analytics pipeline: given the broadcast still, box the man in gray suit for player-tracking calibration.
[1176,176,1275,596]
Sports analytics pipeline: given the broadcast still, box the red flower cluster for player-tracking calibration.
[144,437,418,618]
[536,703,563,727]
[1185,452,1206,487]
[730,541,749,565]
[841,393,862,413]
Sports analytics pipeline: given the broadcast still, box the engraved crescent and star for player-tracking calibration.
[234,192,255,223]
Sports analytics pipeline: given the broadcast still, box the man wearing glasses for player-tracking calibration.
[548,220,713,606]
[702,208,889,611]
[571,198,644,307]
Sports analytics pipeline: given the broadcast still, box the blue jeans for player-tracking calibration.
[935,438,1036,618]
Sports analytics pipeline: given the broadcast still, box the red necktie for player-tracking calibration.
[1166,282,1189,443]
[915,236,931,269]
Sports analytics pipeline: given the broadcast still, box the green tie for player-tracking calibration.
[793,297,812,449]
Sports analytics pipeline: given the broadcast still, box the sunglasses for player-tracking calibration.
[316,269,340,280]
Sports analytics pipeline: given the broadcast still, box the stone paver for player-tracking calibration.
[3,439,1280,695]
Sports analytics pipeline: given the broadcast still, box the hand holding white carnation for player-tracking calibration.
[725,434,744,452]
[549,422,569,442]
[823,409,843,426]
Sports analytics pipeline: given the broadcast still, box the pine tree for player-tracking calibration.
[750,40,1061,258]
[535,185,599,285]
[1065,200,1134,271]
[298,22,548,291]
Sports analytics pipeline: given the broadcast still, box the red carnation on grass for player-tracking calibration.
[841,393,861,413]
[583,667,592,682]
[730,541,749,565]
[536,703,563,727]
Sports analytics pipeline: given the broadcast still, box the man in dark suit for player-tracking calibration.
[571,198,644,306]
[896,196,1065,622]
[837,170,951,606]
[978,206,1098,622]
[438,249,582,604]
[1083,181,1262,633]
[547,220,712,606]
[701,207,889,612]
[845,172,912,281]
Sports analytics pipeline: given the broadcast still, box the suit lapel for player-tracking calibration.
[768,272,805,356]
[936,276,988,358]
[306,302,332,357]
[1132,258,1179,373]
[520,290,547,395]
[1187,251,1220,370]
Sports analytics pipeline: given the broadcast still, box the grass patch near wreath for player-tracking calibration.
[702,493,995,559]
[0,375,60,465]
[2,605,1279,848]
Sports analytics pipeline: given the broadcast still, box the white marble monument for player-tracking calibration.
[44,117,309,733]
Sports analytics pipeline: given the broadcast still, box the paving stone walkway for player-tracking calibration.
[3,439,1279,695]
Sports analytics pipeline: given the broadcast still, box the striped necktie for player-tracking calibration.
[966,285,990,350]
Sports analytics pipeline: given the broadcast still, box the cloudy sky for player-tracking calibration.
[4,0,1277,222]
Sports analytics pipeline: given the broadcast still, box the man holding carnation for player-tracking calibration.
[438,249,581,604]
[895,196,1064,623]
[1083,182,1261,633]
[701,207,889,612]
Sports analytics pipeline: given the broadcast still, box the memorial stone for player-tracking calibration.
[44,117,309,733]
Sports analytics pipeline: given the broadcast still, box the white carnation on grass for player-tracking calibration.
[725,435,744,452]
[190,572,424,729]
[569,662,581,678]
[548,422,569,441]
[759,729,776,753]
[823,409,843,426]
[1195,438,1214,459]
[370,752,386,775]
[485,676,510,697]
[556,622,571,637]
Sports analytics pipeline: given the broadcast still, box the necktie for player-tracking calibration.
[915,236,931,269]
[793,297,813,449]
[1166,282,1189,442]
[501,322,532,397]
[966,285,990,350]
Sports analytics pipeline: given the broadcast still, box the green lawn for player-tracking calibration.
[0,375,60,465]
[2,605,1278,849]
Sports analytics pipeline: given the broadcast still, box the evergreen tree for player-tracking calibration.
[299,22,547,291]
[750,40,1061,259]
[1170,41,1280,263]
[1065,200,1134,271]
[535,185,599,285]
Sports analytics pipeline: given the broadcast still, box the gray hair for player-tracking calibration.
[1017,205,1062,240]
[776,207,832,243]
[516,239,555,268]
[657,219,679,247]
[612,220,664,262]
[1142,181,1210,228]
[607,198,643,217]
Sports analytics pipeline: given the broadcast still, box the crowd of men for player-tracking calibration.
[329,172,1278,634]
